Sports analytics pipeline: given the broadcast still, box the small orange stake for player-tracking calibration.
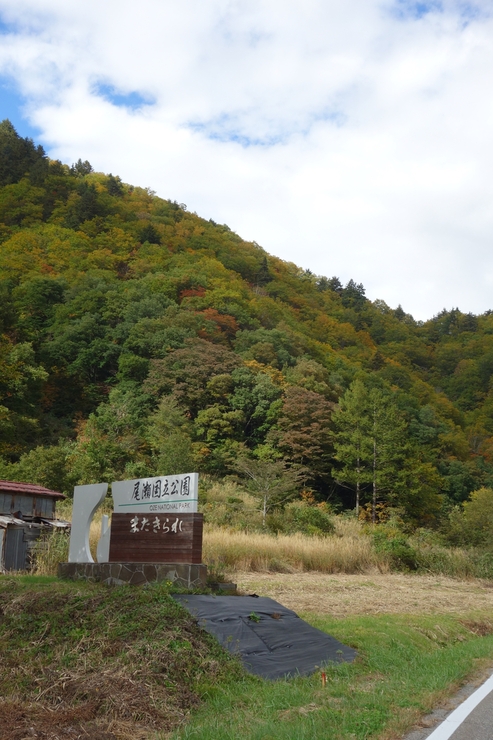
[321,671,327,687]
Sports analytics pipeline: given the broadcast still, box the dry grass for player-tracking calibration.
[33,499,111,575]
[0,582,234,740]
[231,571,493,618]
[203,518,388,574]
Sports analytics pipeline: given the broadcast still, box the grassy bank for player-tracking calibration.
[172,612,493,740]
[0,577,241,739]
[2,577,493,739]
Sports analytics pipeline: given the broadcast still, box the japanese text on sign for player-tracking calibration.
[129,515,184,534]
[112,473,198,514]
[131,476,191,501]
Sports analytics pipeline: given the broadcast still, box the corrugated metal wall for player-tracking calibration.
[0,493,55,519]
[0,493,13,514]
[3,526,42,571]
[4,528,27,570]
[33,496,54,518]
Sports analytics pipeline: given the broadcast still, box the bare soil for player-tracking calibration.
[233,572,493,618]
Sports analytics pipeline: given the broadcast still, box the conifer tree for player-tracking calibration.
[333,380,407,521]
[332,379,371,517]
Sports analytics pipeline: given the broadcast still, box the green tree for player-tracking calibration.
[10,443,73,494]
[231,454,305,527]
[146,395,195,476]
[228,366,282,446]
[0,337,48,458]
[341,279,366,310]
[0,119,48,186]
[106,173,123,196]
[332,379,371,517]
[255,255,272,286]
[69,386,152,483]
[284,357,338,400]
[446,487,493,548]
[13,277,65,344]
[333,380,408,522]
[70,158,93,176]
[140,223,162,245]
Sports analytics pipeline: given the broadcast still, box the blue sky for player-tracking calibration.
[0,14,41,140]
[0,0,493,319]
[0,79,40,139]
[93,83,154,112]
[392,0,443,20]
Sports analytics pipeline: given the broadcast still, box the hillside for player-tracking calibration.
[1,119,493,527]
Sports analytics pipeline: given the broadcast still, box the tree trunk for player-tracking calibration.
[355,456,360,518]
[372,437,377,524]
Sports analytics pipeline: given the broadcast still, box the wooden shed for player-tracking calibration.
[0,480,69,572]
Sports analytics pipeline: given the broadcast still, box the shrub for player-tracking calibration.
[444,488,493,548]
[200,477,262,530]
[372,525,418,571]
[267,501,335,536]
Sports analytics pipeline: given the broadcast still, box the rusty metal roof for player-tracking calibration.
[0,480,65,499]
[0,515,70,529]
[0,515,28,527]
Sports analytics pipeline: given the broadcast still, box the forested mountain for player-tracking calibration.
[1,119,492,527]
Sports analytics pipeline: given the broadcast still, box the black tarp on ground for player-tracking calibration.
[173,594,357,680]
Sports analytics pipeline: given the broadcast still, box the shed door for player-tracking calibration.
[4,527,29,571]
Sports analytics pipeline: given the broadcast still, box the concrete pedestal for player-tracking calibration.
[58,562,207,589]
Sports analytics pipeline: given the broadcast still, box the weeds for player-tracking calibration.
[0,579,241,739]
[32,530,69,575]
[202,520,386,574]
[29,495,493,581]
[171,611,493,740]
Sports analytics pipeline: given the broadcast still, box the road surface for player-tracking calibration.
[404,672,493,740]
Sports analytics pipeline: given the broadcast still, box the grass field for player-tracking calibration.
[24,503,493,738]
[172,612,493,740]
[1,574,493,740]
[36,501,493,582]
[171,572,493,739]
[232,571,493,617]
[203,519,384,575]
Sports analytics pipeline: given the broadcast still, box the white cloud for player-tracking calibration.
[0,0,493,318]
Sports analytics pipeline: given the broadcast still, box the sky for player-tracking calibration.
[0,1,493,321]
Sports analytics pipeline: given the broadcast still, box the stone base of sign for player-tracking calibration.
[58,562,207,589]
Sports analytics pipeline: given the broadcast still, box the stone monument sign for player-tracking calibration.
[59,472,206,588]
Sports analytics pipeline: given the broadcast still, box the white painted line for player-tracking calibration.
[425,672,493,740]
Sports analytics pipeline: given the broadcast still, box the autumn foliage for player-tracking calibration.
[2,119,493,530]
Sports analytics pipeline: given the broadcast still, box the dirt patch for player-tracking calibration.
[233,572,493,617]
[0,700,121,740]
[460,619,493,636]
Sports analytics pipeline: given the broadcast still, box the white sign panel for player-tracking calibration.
[112,473,198,514]
[68,482,108,563]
